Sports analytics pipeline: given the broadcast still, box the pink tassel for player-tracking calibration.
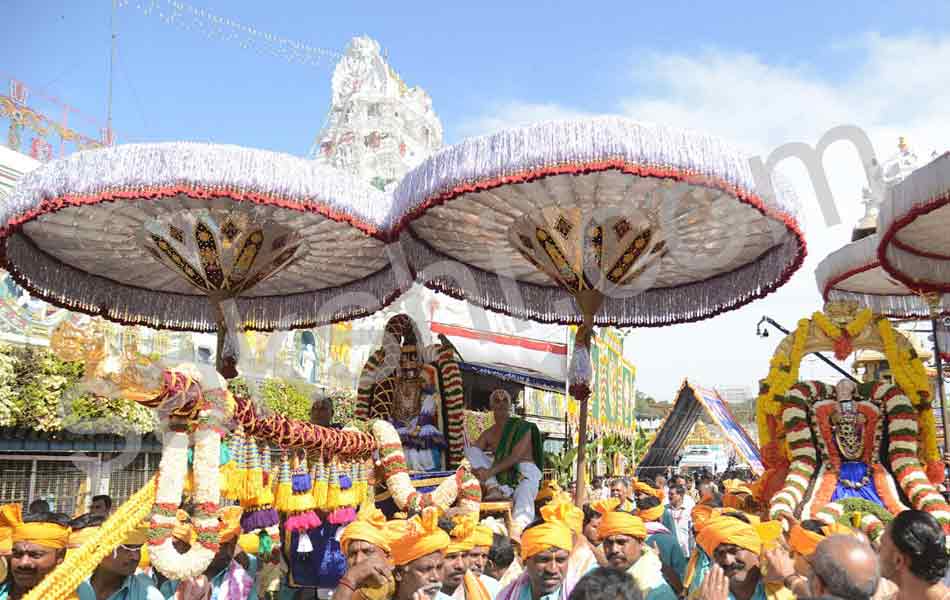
[285,511,321,532]
[328,507,357,525]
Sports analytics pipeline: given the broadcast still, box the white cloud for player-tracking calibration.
[450,33,950,400]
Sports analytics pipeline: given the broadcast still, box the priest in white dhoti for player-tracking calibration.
[466,390,544,536]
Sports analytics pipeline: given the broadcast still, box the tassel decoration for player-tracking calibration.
[312,453,328,510]
[231,430,249,501]
[297,531,314,554]
[326,458,341,511]
[338,463,356,508]
[327,507,357,525]
[285,453,321,532]
[241,436,263,503]
[274,452,293,513]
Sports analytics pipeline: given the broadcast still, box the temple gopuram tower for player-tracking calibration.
[309,36,443,191]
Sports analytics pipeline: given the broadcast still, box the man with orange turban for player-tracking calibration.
[597,502,676,600]
[762,520,857,598]
[688,512,792,600]
[633,479,680,555]
[161,506,258,600]
[334,504,397,600]
[75,524,163,600]
[496,499,574,600]
[0,506,71,600]
[388,506,451,600]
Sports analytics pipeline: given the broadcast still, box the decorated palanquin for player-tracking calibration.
[28,317,481,600]
[355,314,482,517]
[754,301,950,531]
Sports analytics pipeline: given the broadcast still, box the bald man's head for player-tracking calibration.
[810,534,880,600]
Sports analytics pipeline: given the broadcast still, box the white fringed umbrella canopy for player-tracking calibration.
[390,117,806,502]
[876,151,950,451]
[878,151,950,294]
[816,233,950,318]
[0,143,410,370]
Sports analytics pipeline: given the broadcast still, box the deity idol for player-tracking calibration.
[367,341,446,472]
[827,379,879,503]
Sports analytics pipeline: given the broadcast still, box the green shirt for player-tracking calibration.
[76,574,165,600]
[646,531,687,579]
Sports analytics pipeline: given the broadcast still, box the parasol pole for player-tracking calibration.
[925,294,950,455]
[210,294,240,380]
[572,290,604,506]
[933,316,949,455]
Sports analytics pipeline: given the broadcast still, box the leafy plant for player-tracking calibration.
[0,349,18,426]
[0,344,157,433]
[0,346,349,434]
[545,447,578,485]
[836,497,895,525]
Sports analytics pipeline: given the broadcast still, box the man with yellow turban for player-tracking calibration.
[608,478,635,513]
[161,506,258,600]
[433,515,500,600]
[381,507,450,600]
[464,524,495,582]
[496,499,574,600]
[75,524,163,600]
[0,506,70,600]
[722,480,757,513]
[334,504,397,600]
[688,512,792,600]
[597,502,676,600]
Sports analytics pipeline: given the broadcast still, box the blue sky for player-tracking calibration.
[3,1,949,153]
[5,1,950,398]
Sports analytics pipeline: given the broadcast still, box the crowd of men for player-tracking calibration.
[0,389,947,600]
[1,471,948,600]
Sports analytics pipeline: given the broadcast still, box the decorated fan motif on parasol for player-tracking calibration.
[143,208,306,297]
[508,206,667,294]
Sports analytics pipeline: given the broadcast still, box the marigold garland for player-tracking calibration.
[23,475,158,600]
[757,318,810,460]
[812,308,873,341]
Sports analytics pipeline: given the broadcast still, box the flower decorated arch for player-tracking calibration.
[755,301,949,529]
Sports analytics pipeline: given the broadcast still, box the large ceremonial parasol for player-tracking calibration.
[0,143,409,375]
[816,232,950,450]
[876,151,950,450]
[390,118,806,502]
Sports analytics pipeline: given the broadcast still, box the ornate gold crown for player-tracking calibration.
[823,300,861,327]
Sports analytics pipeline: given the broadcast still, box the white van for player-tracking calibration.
[677,444,731,476]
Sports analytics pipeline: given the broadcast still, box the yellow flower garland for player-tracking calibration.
[878,319,938,464]
[812,308,873,340]
[23,475,158,600]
